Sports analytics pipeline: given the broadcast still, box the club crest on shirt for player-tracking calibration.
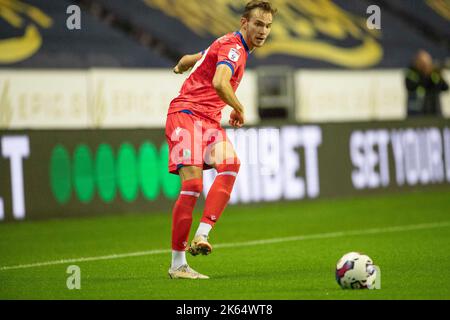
[228,48,240,62]
[183,149,191,160]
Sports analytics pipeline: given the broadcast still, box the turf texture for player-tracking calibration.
[0,190,449,300]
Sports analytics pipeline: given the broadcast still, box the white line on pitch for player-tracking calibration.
[1,221,449,271]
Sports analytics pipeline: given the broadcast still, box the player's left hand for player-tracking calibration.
[173,64,183,74]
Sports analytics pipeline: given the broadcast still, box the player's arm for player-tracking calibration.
[173,53,203,74]
[212,64,245,127]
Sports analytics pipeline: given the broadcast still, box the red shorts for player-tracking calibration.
[165,111,228,174]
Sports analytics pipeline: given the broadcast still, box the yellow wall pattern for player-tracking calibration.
[0,0,52,64]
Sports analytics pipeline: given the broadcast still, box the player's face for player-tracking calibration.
[242,9,273,49]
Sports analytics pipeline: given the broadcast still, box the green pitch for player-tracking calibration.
[1,190,450,300]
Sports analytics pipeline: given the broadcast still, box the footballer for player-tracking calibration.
[166,0,276,279]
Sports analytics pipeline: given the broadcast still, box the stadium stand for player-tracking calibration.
[375,0,450,48]
[334,0,448,68]
[80,0,448,69]
[0,0,173,67]
[0,0,448,69]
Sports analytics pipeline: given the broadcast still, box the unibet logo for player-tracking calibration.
[49,142,180,204]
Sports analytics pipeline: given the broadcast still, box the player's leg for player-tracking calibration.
[165,112,209,278]
[171,166,202,266]
[168,165,209,279]
[189,140,240,256]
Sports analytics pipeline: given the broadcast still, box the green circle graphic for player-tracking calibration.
[96,144,116,203]
[139,142,159,201]
[73,144,95,203]
[50,145,72,204]
[160,143,181,199]
[117,143,139,202]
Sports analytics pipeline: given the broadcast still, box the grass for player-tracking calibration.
[0,190,450,300]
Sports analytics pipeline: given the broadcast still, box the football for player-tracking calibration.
[336,252,377,289]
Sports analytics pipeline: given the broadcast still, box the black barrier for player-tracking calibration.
[0,118,449,222]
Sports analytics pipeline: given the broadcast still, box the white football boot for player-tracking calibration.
[188,234,212,256]
[168,264,209,279]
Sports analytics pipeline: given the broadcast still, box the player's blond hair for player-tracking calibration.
[242,0,277,19]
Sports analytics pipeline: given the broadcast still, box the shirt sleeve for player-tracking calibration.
[216,42,243,76]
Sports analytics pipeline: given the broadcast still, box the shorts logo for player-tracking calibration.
[228,48,240,62]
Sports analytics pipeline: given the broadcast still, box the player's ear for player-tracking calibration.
[240,17,248,30]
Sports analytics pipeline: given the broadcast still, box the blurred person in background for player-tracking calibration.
[405,49,449,116]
